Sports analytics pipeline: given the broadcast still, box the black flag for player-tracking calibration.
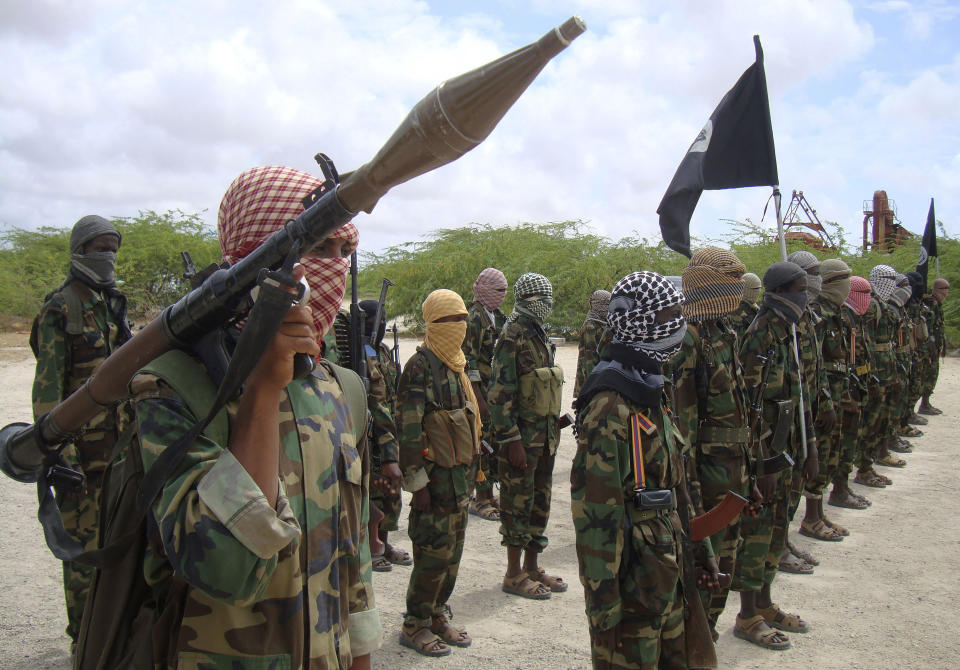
[917,198,937,292]
[657,35,779,257]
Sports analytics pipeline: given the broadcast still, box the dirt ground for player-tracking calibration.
[1,334,958,669]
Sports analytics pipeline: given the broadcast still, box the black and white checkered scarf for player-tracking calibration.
[508,272,553,325]
[607,271,686,362]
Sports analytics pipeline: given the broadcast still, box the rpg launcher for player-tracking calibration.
[0,16,587,484]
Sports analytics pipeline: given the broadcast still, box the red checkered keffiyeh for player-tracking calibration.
[217,166,359,338]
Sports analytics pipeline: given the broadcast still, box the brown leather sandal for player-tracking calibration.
[733,614,791,650]
[431,612,471,648]
[399,625,451,657]
[799,519,843,542]
[821,516,849,536]
[502,573,552,600]
[527,567,568,592]
[757,603,809,633]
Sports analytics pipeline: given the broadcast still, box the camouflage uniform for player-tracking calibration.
[729,299,758,337]
[920,295,945,397]
[574,318,607,397]
[462,300,505,500]
[789,308,825,519]
[572,389,686,670]
[397,348,475,624]
[859,298,897,470]
[670,319,750,628]
[808,298,850,495]
[734,308,813,591]
[31,280,130,643]
[903,301,926,422]
[887,301,914,434]
[368,342,402,531]
[836,304,872,483]
[489,313,561,552]
[130,359,379,669]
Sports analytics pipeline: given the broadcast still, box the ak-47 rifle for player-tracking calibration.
[368,277,395,361]
[676,479,718,669]
[748,346,795,480]
[347,251,368,387]
[391,323,401,371]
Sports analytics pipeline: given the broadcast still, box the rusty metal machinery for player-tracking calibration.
[782,190,835,251]
[862,190,911,251]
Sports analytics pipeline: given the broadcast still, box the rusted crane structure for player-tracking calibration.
[783,190,835,250]
[863,190,912,251]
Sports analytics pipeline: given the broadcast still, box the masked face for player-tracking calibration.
[71,251,117,288]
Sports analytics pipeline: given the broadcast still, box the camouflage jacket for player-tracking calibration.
[574,318,607,397]
[463,301,505,388]
[740,308,814,459]
[796,307,831,415]
[375,341,401,415]
[812,299,851,405]
[865,298,896,382]
[571,389,684,630]
[729,299,759,337]
[922,296,945,355]
[842,303,873,400]
[366,347,399,465]
[906,302,927,359]
[488,313,561,453]
[131,361,378,669]
[31,279,130,473]
[669,319,750,513]
[397,347,475,497]
[886,302,913,377]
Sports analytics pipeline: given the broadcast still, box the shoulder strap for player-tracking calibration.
[420,348,449,409]
[326,362,369,443]
[60,281,87,336]
[140,350,228,446]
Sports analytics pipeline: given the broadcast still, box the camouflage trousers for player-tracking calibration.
[859,385,891,469]
[770,463,802,585]
[921,350,941,396]
[834,403,863,480]
[806,415,842,496]
[732,464,795,592]
[57,467,103,643]
[371,485,402,532]
[694,443,749,628]
[588,587,686,670]
[498,447,556,552]
[405,497,469,621]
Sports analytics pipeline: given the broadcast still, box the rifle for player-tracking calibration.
[391,323,401,370]
[676,478,718,669]
[1,16,586,486]
[347,251,368,387]
[368,277,395,360]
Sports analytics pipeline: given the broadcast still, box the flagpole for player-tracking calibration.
[773,185,810,462]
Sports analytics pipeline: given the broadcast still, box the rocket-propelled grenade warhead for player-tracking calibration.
[338,15,586,214]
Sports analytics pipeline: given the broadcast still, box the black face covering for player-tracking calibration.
[762,291,806,324]
[70,251,117,289]
[359,299,387,347]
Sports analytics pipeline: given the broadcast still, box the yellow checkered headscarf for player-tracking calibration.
[422,289,480,447]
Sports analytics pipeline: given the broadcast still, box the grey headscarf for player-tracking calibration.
[742,272,761,305]
[787,250,822,301]
[761,261,807,324]
[69,215,121,289]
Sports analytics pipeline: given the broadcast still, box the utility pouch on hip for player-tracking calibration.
[633,488,675,511]
[769,399,794,453]
[518,365,564,417]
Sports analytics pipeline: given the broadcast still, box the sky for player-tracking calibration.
[1,0,958,259]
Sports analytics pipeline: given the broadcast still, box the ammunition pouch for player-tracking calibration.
[769,399,794,454]
[698,425,751,444]
[518,365,564,417]
[758,450,795,475]
[873,342,893,352]
[422,403,479,468]
[855,364,870,376]
[633,487,675,512]
[825,361,848,375]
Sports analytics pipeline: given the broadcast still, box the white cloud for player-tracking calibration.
[0,0,956,268]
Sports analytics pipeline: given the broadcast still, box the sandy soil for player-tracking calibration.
[1,335,958,669]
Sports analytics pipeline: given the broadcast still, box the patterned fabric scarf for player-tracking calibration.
[508,272,553,325]
[681,247,746,321]
[787,250,822,300]
[742,272,761,305]
[890,274,911,307]
[607,271,686,362]
[422,289,480,447]
[819,259,851,307]
[933,278,950,304]
[869,264,898,303]
[845,276,872,316]
[472,267,508,311]
[586,290,611,323]
[218,166,359,338]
